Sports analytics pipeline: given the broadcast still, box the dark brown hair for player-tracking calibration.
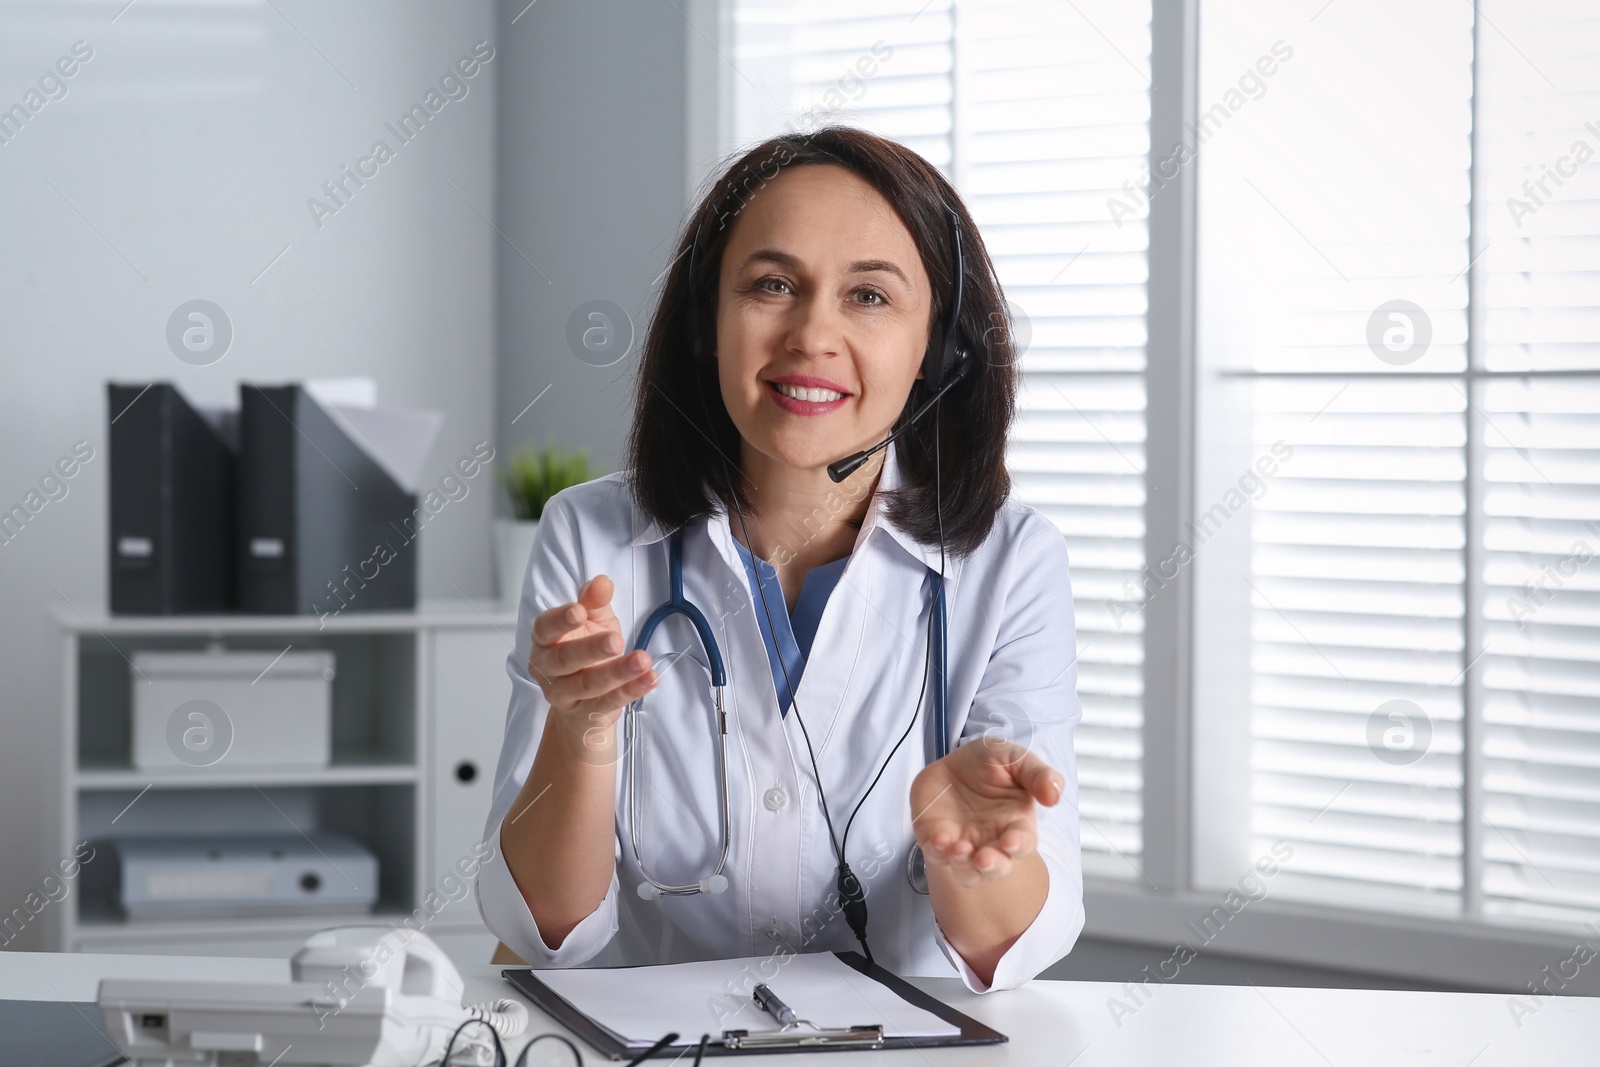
[624,125,1018,558]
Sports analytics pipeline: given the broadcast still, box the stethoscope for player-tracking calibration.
[623,526,949,901]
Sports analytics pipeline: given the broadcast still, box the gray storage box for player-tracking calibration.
[131,647,335,769]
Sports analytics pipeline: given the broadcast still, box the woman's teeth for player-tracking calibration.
[774,383,844,402]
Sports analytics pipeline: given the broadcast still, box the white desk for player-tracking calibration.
[4,949,1594,1065]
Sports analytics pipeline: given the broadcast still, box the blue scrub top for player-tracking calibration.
[731,538,850,716]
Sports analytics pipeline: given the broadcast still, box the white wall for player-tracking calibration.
[0,0,498,948]
[493,0,693,472]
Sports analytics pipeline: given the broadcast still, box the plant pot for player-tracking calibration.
[494,518,541,606]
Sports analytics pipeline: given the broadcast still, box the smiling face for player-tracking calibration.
[712,164,933,476]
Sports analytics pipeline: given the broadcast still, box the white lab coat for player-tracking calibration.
[475,439,1086,992]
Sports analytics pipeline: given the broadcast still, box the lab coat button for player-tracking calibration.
[763,787,787,812]
[764,922,785,942]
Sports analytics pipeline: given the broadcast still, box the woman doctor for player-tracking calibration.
[476,126,1086,993]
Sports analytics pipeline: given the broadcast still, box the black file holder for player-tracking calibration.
[108,382,237,614]
[237,383,419,615]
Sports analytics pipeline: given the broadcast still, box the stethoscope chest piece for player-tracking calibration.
[907,843,930,895]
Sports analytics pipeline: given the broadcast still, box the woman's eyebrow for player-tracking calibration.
[737,247,911,286]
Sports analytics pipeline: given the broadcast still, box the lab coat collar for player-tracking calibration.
[628,439,962,582]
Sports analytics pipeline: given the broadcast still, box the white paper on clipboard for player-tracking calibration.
[533,952,961,1048]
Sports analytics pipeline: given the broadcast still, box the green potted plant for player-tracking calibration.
[494,443,595,604]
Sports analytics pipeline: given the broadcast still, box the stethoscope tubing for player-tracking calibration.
[634,529,726,687]
[625,530,731,897]
[623,528,949,899]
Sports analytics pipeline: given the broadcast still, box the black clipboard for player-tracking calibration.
[501,951,1007,1059]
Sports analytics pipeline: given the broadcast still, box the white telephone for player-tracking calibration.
[98,926,528,1067]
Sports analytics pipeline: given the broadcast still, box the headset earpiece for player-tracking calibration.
[923,205,972,394]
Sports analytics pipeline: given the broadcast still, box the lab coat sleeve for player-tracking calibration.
[930,509,1087,992]
[474,489,623,967]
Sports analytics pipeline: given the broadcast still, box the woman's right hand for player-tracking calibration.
[511,575,650,943]
[528,575,656,738]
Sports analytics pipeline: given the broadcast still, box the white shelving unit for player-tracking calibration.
[47,599,520,962]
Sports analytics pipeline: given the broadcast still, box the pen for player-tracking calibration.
[753,983,797,1028]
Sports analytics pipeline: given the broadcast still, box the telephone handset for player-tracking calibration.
[99,925,528,1066]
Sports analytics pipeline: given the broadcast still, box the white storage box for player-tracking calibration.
[131,648,336,770]
[113,833,378,919]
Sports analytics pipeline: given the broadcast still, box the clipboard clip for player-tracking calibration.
[721,1024,885,1051]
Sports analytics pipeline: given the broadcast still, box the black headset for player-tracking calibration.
[681,196,975,962]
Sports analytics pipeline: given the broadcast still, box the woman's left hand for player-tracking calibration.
[909,738,1064,888]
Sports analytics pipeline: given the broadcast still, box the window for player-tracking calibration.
[1193,0,1600,931]
[726,0,1152,881]
[1474,0,1600,928]
[720,0,1600,947]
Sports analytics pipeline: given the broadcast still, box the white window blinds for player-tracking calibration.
[1195,0,1600,928]
[1476,0,1600,928]
[727,0,1152,880]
